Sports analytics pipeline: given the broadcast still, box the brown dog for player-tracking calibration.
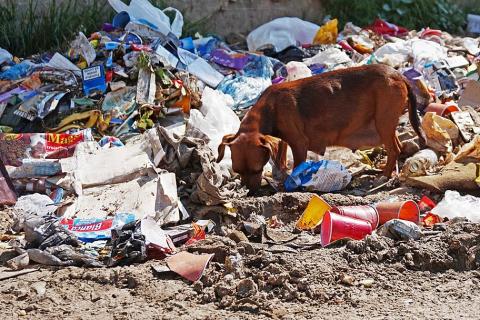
[217,64,425,191]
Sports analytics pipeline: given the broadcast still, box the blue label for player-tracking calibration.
[82,65,107,96]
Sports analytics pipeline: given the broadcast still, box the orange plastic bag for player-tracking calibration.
[313,19,338,45]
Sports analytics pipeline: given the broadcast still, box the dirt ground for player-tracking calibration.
[2,190,480,320]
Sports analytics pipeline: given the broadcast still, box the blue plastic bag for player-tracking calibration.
[0,60,36,80]
[284,160,352,192]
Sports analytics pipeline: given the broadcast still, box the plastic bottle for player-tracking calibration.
[401,149,438,177]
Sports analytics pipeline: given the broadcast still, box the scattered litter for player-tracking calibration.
[285,160,352,192]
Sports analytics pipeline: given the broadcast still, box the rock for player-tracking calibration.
[433,223,447,231]
[214,283,235,299]
[6,252,29,270]
[236,278,258,298]
[241,221,263,240]
[359,278,375,288]
[31,281,46,296]
[228,230,248,243]
[17,310,26,316]
[346,240,367,254]
[225,254,243,274]
[267,272,290,286]
[365,234,394,251]
[90,292,101,302]
[402,138,421,156]
[193,281,204,293]
[237,241,255,255]
[340,274,355,286]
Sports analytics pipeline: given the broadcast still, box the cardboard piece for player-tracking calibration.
[166,251,214,282]
[0,158,17,205]
[136,68,156,104]
[450,111,479,142]
[458,81,480,108]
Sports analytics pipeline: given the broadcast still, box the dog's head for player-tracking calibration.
[217,132,287,192]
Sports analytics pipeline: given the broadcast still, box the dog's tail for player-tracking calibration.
[406,80,426,147]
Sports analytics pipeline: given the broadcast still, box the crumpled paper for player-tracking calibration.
[422,112,459,153]
[154,125,247,206]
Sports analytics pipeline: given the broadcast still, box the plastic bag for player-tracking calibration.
[285,160,352,192]
[285,61,312,81]
[187,87,239,161]
[108,0,183,38]
[431,190,480,222]
[313,19,338,45]
[377,219,423,241]
[0,129,94,167]
[366,18,408,36]
[0,48,13,65]
[60,213,136,242]
[0,60,36,80]
[69,32,97,66]
[410,39,447,69]
[372,40,410,67]
[303,47,352,68]
[177,48,224,88]
[247,17,319,52]
[102,86,136,116]
[217,76,271,110]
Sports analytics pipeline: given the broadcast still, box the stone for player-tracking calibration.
[340,274,355,286]
[359,278,375,288]
[31,281,46,296]
[228,230,248,243]
[236,279,258,298]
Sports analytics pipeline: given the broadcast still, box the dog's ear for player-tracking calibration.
[217,134,236,163]
[260,135,288,171]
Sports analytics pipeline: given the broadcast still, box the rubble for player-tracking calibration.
[1,1,480,317]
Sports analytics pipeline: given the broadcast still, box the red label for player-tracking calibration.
[45,132,85,152]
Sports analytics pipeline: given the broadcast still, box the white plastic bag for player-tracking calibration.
[187,87,240,163]
[431,190,480,222]
[108,0,183,37]
[372,40,410,67]
[247,17,319,52]
[284,160,352,192]
[303,47,352,68]
[177,48,224,87]
[409,39,447,69]
[285,61,312,81]
[0,48,13,65]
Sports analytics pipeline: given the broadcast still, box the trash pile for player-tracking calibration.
[1,0,480,282]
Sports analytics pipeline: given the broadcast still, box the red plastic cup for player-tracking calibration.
[375,200,420,225]
[321,211,373,247]
[418,195,436,212]
[424,103,460,117]
[330,206,379,229]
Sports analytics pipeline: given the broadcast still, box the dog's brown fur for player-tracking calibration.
[217,64,426,191]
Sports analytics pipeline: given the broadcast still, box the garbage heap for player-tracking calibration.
[1,0,480,280]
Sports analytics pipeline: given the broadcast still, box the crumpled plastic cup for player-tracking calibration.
[375,200,420,225]
[330,205,379,229]
[424,103,460,117]
[321,211,373,247]
[295,194,331,230]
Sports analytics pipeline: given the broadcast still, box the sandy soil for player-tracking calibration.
[1,190,480,320]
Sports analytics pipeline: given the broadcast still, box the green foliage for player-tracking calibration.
[0,0,114,57]
[324,0,467,34]
[0,0,209,57]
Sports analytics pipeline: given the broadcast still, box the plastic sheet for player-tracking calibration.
[432,190,480,222]
[108,0,183,37]
[247,17,319,52]
[284,160,352,192]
